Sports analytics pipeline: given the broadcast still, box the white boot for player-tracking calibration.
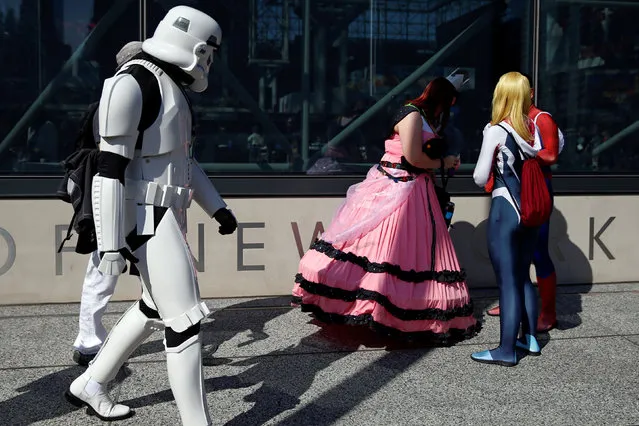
[166,333,212,426]
[66,301,162,420]
[65,374,132,420]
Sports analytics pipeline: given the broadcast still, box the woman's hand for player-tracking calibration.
[453,155,461,169]
[443,155,458,169]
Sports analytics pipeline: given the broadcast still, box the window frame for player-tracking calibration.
[1,173,638,199]
[2,0,639,198]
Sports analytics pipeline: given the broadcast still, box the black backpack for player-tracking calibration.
[76,101,100,150]
[56,148,100,254]
[56,60,164,254]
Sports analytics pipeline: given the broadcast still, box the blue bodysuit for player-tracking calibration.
[472,121,542,365]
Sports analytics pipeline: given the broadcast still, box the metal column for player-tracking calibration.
[314,26,327,114]
[301,0,311,164]
[531,0,541,103]
[338,30,348,109]
[566,4,581,134]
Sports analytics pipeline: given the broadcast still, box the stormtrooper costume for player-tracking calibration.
[72,41,144,367]
[65,7,236,425]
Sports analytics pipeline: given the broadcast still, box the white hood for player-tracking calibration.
[484,121,541,158]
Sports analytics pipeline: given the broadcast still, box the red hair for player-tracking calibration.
[406,77,458,133]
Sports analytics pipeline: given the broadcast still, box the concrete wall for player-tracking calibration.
[0,195,634,304]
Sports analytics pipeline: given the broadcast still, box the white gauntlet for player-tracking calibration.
[92,174,128,275]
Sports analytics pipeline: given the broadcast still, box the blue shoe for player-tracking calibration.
[516,334,541,356]
[470,349,517,367]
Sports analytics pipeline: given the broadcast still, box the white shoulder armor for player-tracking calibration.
[99,73,144,138]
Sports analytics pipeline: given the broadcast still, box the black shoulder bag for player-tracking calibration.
[435,163,455,229]
[406,103,455,229]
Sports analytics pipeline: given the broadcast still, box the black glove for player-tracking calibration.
[213,208,238,235]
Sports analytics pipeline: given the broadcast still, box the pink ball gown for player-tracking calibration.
[292,116,481,345]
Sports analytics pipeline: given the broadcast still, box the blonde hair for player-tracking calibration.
[490,71,532,141]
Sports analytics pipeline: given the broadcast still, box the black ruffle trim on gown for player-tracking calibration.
[294,274,474,321]
[292,296,482,346]
[311,239,466,284]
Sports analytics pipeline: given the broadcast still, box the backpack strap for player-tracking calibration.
[57,209,79,253]
[117,60,162,150]
[494,124,522,214]
[533,111,551,124]
[496,123,529,159]
[439,157,450,190]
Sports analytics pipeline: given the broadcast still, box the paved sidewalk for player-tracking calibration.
[0,283,638,426]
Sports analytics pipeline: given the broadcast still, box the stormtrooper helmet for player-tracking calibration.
[142,5,222,93]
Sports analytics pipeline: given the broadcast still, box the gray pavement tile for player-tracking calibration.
[449,296,615,348]
[0,298,300,368]
[2,334,638,426]
[0,313,167,368]
[561,282,639,294]
[567,291,639,336]
[622,334,639,347]
[272,337,639,426]
[2,291,631,370]
[0,365,96,426]
[0,296,293,319]
[471,291,636,342]
[1,285,638,426]
[0,299,480,369]
[0,315,82,369]
[0,283,635,320]
[0,303,81,319]
[0,365,181,426]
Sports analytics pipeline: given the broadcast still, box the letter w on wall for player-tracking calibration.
[291,222,325,259]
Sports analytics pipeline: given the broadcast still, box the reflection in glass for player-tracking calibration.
[149,0,526,175]
[5,1,603,177]
[538,0,639,173]
[0,0,140,173]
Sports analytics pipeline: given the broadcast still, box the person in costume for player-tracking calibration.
[471,71,543,366]
[291,74,480,345]
[72,41,144,367]
[64,6,237,424]
[486,74,562,332]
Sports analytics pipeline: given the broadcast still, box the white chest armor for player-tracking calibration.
[118,59,194,188]
[109,59,199,234]
[111,60,197,221]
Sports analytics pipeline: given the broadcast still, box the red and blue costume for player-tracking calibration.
[487,104,560,332]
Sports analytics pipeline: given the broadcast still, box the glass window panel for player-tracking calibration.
[0,0,141,174]
[538,0,639,173]
[143,0,533,175]
[0,0,539,177]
